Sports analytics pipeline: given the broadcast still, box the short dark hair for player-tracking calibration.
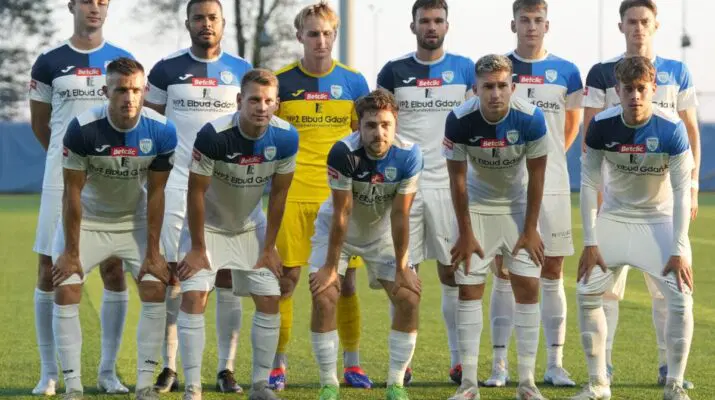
[355,89,399,120]
[411,0,448,21]
[240,68,279,93]
[106,57,144,76]
[615,56,656,85]
[186,0,223,19]
[512,0,548,16]
[619,0,657,19]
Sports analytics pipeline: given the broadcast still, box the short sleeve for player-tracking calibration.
[525,108,548,159]
[676,63,698,111]
[326,141,354,191]
[376,62,395,92]
[145,60,168,105]
[62,119,88,171]
[353,73,371,98]
[276,126,299,175]
[584,118,603,150]
[463,58,476,91]
[565,65,584,110]
[398,145,423,194]
[29,54,53,103]
[668,122,691,156]
[149,121,178,171]
[582,64,606,109]
[190,124,220,176]
[443,111,468,161]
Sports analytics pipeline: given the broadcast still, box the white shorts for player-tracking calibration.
[51,224,157,286]
[177,224,280,296]
[578,218,692,302]
[160,188,187,263]
[34,189,63,256]
[410,188,455,265]
[455,212,541,285]
[539,194,574,257]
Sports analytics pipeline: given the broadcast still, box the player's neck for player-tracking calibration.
[191,45,222,61]
[625,42,654,60]
[414,46,444,63]
[300,56,333,76]
[514,44,547,60]
[107,107,141,131]
[621,109,652,127]
[479,104,509,124]
[70,28,104,51]
[238,117,266,139]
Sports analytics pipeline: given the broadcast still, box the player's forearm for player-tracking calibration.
[30,102,51,151]
[524,159,546,233]
[186,189,207,251]
[325,208,350,269]
[390,207,410,271]
[32,126,51,151]
[62,189,82,255]
[564,110,583,151]
[145,187,165,256]
[264,181,290,251]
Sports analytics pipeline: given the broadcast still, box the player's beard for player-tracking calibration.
[191,33,221,50]
[418,35,445,51]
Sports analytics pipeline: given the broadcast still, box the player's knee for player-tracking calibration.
[214,269,233,289]
[280,268,300,297]
[541,256,564,280]
[36,255,54,291]
[180,290,208,314]
[459,284,485,301]
[138,280,166,303]
[667,292,693,315]
[437,263,457,286]
[254,294,280,314]
[99,257,126,291]
[54,284,82,305]
[313,286,339,313]
[394,289,420,314]
[578,293,603,310]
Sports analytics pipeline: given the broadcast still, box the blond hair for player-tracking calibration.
[475,54,513,77]
[294,1,339,32]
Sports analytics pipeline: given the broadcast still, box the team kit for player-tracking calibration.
[27,0,698,399]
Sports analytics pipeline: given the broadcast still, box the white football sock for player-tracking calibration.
[99,289,128,376]
[441,284,460,367]
[652,297,668,367]
[252,312,280,384]
[163,285,180,371]
[34,289,58,379]
[602,297,619,366]
[666,295,694,386]
[514,303,540,385]
[577,294,608,385]
[136,302,167,390]
[53,303,83,393]
[541,278,567,368]
[178,311,205,389]
[457,299,483,388]
[312,331,339,386]
[387,330,417,386]
[490,277,514,366]
[344,351,360,368]
[216,288,242,373]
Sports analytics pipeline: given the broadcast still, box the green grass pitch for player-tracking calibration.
[0,194,713,399]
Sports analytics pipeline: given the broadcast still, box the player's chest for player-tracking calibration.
[466,135,527,169]
[604,141,669,173]
[212,156,276,187]
[87,151,154,179]
[52,68,107,103]
[166,80,240,112]
[512,82,566,114]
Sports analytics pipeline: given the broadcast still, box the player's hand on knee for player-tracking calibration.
[577,246,606,285]
[512,229,545,267]
[177,249,210,281]
[450,233,484,275]
[309,266,339,297]
[393,266,421,297]
[138,252,169,284]
[52,252,84,286]
[663,256,694,293]
[255,247,283,279]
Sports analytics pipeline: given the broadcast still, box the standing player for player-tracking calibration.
[144,0,252,393]
[483,0,583,388]
[175,69,297,400]
[309,89,423,400]
[52,58,177,400]
[444,55,548,400]
[377,0,474,385]
[29,0,133,395]
[573,56,693,400]
[582,0,699,386]
[272,1,371,390]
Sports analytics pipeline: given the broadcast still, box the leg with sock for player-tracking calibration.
[271,266,300,390]
[438,262,461,385]
[510,273,546,400]
[155,283,181,393]
[602,294,619,377]
[311,278,340,399]
[53,285,84,396]
[136,297,167,395]
[339,267,372,389]
[248,285,282,400]
[572,293,611,399]
[34,287,58,395]
[450,283,483,400]
[178,290,209,396]
[661,279,694,398]
[97,258,128,393]
[215,286,243,393]
[383,277,419,400]
[485,273,514,387]
[541,266,575,386]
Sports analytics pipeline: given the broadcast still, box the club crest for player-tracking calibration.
[442,70,454,83]
[264,146,277,161]
[657,72,670,84]
[506,130,520,144]
[646,137,659,152]
[139,138,153,154]
[220,70,234,84]
[384,167,398,181]
[545,69,558,83]
[331,84,343,99]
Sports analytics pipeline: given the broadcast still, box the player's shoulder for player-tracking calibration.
[510,96,540,118]
[587,54,622,75]
[336,131,362,153]
[451,96,480,119]
[333,61,364,76]
[218,51,252,70]
[384,52,414,67]
[35,40,71,61]
[207,113,236,135]
[101,40,133,58]
[152,48,191,69]
[444,52,474,65]
[268,115,299,138]
[593,105,622,124]
[275,60,301,77]
[651,107,683,130]
[75,104,107,128]
[391,136,420,158]
[140,107,170,126]
[653,56,690,84]
[544,53,580,74]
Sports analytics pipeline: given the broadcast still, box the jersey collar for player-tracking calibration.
[412,52,446,66]
[188,48,224,63]
[620,111,652,129]
[67,39,106,54]
[478,100,511,126]
[298,59,337,78]
[106,105,142,133]
[235,113,268,141]
[509,50,549,63]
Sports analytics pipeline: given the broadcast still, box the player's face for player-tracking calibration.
[105,72,145,121]
[360,109,397,158]
[297,16,336,60]
[476,70,515,117]
[69,0,109,31]
[616,78,656,118]
[512,8,549,47]
[411,7,448,51]
[619,6,658,47]
[186,2,225,49]
[237,83,279,129]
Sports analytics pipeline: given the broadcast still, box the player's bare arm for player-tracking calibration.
[138,169,171,284]
[678,107,701,220]
[564,108,583,151]
[512,155,546,266]
[256,171,295,279]
[447,158,483,274]
[53,169,86,286]
[177,172,211,281]
[309,188,352,296]
[143,101,167,116]
[391,191,420,296]
[29,101,52,151]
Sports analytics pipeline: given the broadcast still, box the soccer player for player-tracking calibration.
[175,69,296,400]
[309,89,422,400]
[483,0,583,388]
[572,56,693,400]
[272,1,371,390]
[377,0,474,385]
[582,0,700,386]
[143,0,252,393]
[444,54,548,400]
[28,0,133,395]
[52,58,177,400]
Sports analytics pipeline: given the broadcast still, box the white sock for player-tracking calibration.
[602,297,619,366]
[34,289,58,379]
[441,285,460,367]
[163,286,180,371]
[514,303,540,385]
[252,312,280,384]
[541,278,567,368]
[216,288,242,373]
[652,297,668,367]
[665,296,694,386]
[490,277,514,367]
[457,299,483,388]
[137,302,167,390]
[387,330,417,386]
[53,303,83,392]
[99,289,128,376]
[311,331,339,387]
[178,311,205,389]
[344,351,360,368]
[577,294,608,385]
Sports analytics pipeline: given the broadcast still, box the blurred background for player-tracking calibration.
[1,0,714,193]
